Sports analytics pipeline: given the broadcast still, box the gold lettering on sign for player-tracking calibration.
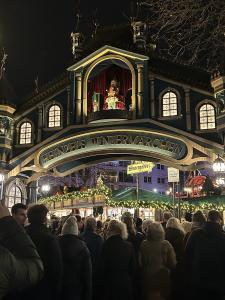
[40,134,186,166]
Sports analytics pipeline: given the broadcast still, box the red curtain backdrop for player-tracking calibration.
[87,65,132,112]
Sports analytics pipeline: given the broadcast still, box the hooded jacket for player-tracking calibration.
[58,234,92,300]
[0,216,43,299]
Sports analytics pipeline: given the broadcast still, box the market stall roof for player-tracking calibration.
[108,188,174,209]
[108,188,225,211]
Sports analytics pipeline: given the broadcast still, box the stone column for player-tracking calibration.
[137,63,144,118]
[185,87,191,131]
[37,105,43,142]
[66,86,71,126]
[149,75,155,118]
[75,73,82,124]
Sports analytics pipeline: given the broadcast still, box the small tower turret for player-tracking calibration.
[132,20,147,50]
[71,12,85,60]
[0,49,16,169]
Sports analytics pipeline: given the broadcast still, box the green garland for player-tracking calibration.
[39,184,111,205]
[106,199,225,212]
[40,183,225,212]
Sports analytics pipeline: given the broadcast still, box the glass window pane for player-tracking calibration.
[200,123,207,129]
[170,98,177,104]
[171,110,177,115]
[163,99,169,104]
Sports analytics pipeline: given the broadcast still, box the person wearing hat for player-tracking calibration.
[184,210,225,300]
[58,216,92,300]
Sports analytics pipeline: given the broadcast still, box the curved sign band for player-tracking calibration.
[35,129,190,170]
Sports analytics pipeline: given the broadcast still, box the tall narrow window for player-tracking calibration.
[20,122,32,144]
[199,104,215,130]
[8,185,22,209]
[48,105,61,127]
[162,91,178,117]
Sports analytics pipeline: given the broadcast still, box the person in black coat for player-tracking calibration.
[0,201,43,299]
[165,217,185,300]
[58,216,92,300]
[121,214,144,259]
[97,219,136,300]
[81,217,103,273]
[184,210,225,300]
[165,217,185,263]
[121,214,144,300]
[26,204,63,300]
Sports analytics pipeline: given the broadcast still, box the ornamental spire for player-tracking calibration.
[0,48,8,80]
[71,5,85,60]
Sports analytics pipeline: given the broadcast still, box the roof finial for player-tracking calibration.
[75,11,81,32]
[91,9,99,38]
[71,4,85,60]
[0,48,8,80]
[34,76,39,94]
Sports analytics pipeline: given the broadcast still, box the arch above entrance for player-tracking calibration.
[34,128,196,172]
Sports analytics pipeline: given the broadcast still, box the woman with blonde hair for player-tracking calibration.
[97,219,136,300]
[139,222,176,300]
[165,217,185,263]
[165,217,185,299]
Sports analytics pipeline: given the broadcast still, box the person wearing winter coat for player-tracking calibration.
[184,210,206,246]
[81,217,103,273]
[139,222,177,300]
[122,214,144,259]
[26,204,63,300]
[58,216,92,300]
[165,217,185,263]
[97,219,136,300]
[0,201,43,299]
[165,217,185,299]
[184,210,225,300]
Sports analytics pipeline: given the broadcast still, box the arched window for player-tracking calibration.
[48,105,61,127]
[20,122,32,144]
[162,91,178,117]
[199,104,216,130]
[8,185,22,209]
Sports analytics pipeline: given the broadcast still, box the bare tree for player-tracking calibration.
[139,0,225,71]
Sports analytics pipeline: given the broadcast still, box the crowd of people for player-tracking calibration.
[0,201,225,300]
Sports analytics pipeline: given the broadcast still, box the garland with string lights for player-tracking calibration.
[106,197,225,211]
[39,176,111,205]
[39,175,225,212]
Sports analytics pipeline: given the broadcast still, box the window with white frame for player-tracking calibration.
[20,122,32,144]
[48,105,61,127]
[199,104,216,130]
[8,185,22,209]
[162,91,178,117]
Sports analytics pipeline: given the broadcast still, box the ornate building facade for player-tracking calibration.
[0,21,224,207]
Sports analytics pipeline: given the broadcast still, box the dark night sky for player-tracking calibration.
[0,0,131,101]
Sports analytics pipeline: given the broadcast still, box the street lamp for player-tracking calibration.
[0,173,5,201]
[41,184,50,196]
[213,155,225,172]
[213,155,225,186]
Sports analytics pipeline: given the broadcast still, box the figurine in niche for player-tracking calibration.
[104,78,126,110]
[92,92,101,112]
